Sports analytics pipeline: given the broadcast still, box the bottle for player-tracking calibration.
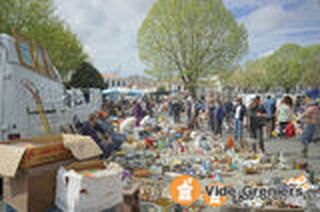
[202,159,207,171]
[226,135,234,149]
[208,160,214,172]
[279,151,286,169]
[292,160,297,170]
[296,160,300,170]
[309,171,315,184]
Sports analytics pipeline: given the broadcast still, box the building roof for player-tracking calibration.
[101,73,123,80]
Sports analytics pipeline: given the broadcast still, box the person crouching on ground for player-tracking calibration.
[96,110,125,151]
[79,113,113,159]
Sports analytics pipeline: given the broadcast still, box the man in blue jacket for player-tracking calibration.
[95,110,126,151]
[264,96,276,138]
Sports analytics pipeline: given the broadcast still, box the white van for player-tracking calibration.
[67,88,102,123]
[0,33,101,141]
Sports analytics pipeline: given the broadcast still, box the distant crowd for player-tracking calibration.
[73,90,320,159]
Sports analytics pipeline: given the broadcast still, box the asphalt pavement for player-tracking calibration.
[1,116,319,211]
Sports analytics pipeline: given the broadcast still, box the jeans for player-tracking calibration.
[266,116,276,138]
[111,133,126,151]
[187,111,192,126]
[101,143,114,159]
[214,119,223,135]
[173,112,180,123]
[5,205,17,212]
[234,118,243,142]
[251,126,265,153]
[301,124,316,147]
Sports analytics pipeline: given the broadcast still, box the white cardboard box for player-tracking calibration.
[55,165,123,212]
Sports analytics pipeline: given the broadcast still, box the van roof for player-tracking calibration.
[0,33,62,82]
[0,33,11,39]
[0,33,16,46]
[0,33,20,64]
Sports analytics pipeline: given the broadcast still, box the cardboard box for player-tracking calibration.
[55,160,123,212]
[122,183,140,212]
[64,160,106,172]
[1,134,103,212]
[3,159,75,212]
[0,134,103,177]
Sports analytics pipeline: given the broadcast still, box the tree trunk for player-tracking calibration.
[186,82,197,98]
[285,87,291,94]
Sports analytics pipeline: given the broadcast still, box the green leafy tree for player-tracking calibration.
[299,45,320,88]
[138,0,248,94]
[243,59,271,92]
[229,68,253,93]
[0,0,53,33]
[144,67,173,83]
[222,60,270,93]
[0,0,87,79]
[28,19,87,79]
[265,44,302,93]
[69,62,105,89]
[224,44,319,92]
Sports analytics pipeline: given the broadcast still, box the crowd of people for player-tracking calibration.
[73,90,320,160]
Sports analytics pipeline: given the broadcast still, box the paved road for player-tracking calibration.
[265,138,320,175]
[1,116,319,211]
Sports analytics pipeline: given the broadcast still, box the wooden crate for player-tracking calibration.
[2,134,72,169]
[64,160,106,172]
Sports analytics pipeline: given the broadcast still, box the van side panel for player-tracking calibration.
[0,46,5,140]
[0,34,101,140]
[8,63,67,138]
[0,34,71,139]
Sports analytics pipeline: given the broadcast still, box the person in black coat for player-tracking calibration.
[186,96,193,126]
[172,100,182,123]
[208,98,216,133]
[95,111,126,151]
[248,96,268,153]
[233,97,246,144]
[79,113,113,159]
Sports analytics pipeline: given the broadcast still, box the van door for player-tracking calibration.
[0,46,5,140]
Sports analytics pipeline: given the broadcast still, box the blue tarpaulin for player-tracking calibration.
[305,89,320,100]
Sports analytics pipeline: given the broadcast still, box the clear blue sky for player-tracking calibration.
[56,0,320,76]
